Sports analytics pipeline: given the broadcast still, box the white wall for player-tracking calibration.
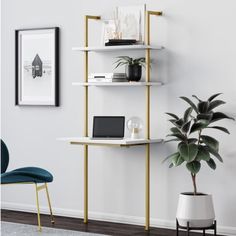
[1,0,236,235]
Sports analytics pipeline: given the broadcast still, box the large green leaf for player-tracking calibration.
[179,143,198,162]
[187,138,198,144]
[172,154,185,166]
[162,152,179,163]
[186,161,201,174]
[195,146,210,161]
[210,112,235,123]
[183,107,193,122]
[205,146,223,162]
[208,100,226,111]
[198,119,211,125]
[170,127,182,134]
[178,141,185,149]
[207,158,216,170]
[197,113,213,121]
[180,97,198,113]
[166,112,179,120]
[181,121,191,133]
[198,101,209,113]
[175,119,184,127]
[190,120,209,133]
[207,126,230,134]
[190,123,203,133]
[208,93,222,102]
[201,135,219,152]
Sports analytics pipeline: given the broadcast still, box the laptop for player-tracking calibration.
[90,116,125,140]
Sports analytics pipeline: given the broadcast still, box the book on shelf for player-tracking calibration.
[88,78,127,83]
[88,73,127,82]
[105,39,137,46]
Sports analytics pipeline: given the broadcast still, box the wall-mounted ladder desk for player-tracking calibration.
[60,11,163,231]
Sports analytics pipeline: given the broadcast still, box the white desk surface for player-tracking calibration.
[58,137,163,146]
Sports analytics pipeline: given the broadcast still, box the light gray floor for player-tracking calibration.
[1,221,107,236]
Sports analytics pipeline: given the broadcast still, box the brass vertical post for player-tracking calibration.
[84,15,101,224]
[145,10,151,231]
[83,145,88,223]
[145,10,162,231]
[84,15,89,224]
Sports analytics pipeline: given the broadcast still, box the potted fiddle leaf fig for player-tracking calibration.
[114,56,146,82]
[164,93,234,228]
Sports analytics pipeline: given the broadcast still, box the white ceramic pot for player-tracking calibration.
[176,192,215,228]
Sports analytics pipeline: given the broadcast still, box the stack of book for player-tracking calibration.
[88,73,127,83]
[105,39,137,46]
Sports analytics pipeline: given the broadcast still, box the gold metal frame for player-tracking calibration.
[145,10,162,230]
[84,15,101,224]
[2,182,54,231]
[82,11,162,230]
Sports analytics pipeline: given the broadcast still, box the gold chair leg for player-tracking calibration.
[35,184,42,232]
[45,183,55,224]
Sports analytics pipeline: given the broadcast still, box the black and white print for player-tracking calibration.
[15,28,59,106]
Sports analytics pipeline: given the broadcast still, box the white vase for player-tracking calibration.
[176,193,215,228]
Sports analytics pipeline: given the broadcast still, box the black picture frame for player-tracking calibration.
[15,27,59,106]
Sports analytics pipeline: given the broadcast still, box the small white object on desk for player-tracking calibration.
[126,116,144,139]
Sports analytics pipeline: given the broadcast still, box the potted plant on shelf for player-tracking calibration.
[164,93,234,228]
[114,56,146,82]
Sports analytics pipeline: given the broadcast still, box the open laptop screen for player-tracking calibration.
[92,116,125,138]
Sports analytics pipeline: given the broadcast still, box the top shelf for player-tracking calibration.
[72,45,164,52]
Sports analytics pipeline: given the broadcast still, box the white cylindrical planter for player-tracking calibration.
[176,193,215,228]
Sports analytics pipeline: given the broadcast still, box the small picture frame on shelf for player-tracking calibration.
[15,27,59,106]
[101,5,146,46]
[117,4,146,44]
[102,19,119,44]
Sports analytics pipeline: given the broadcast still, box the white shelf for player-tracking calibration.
[72,45,164,52]
[58,137,163,147]
[72,82,163,87]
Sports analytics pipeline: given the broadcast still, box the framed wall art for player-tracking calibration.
[15,27,59,106]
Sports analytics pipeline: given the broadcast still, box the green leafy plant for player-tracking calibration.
[164,93,234,195]
[114,56,146,69]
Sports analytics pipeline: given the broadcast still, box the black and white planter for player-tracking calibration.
[176,193,215,228]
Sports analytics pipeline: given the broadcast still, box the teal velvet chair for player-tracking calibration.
[1,140,55,231]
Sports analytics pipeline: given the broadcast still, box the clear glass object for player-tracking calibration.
[126,116,143,139]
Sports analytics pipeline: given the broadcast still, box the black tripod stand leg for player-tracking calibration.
[214,220,217,236]
[176,219,179,236]
[187,222,190,236]
[203,229,205,236]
